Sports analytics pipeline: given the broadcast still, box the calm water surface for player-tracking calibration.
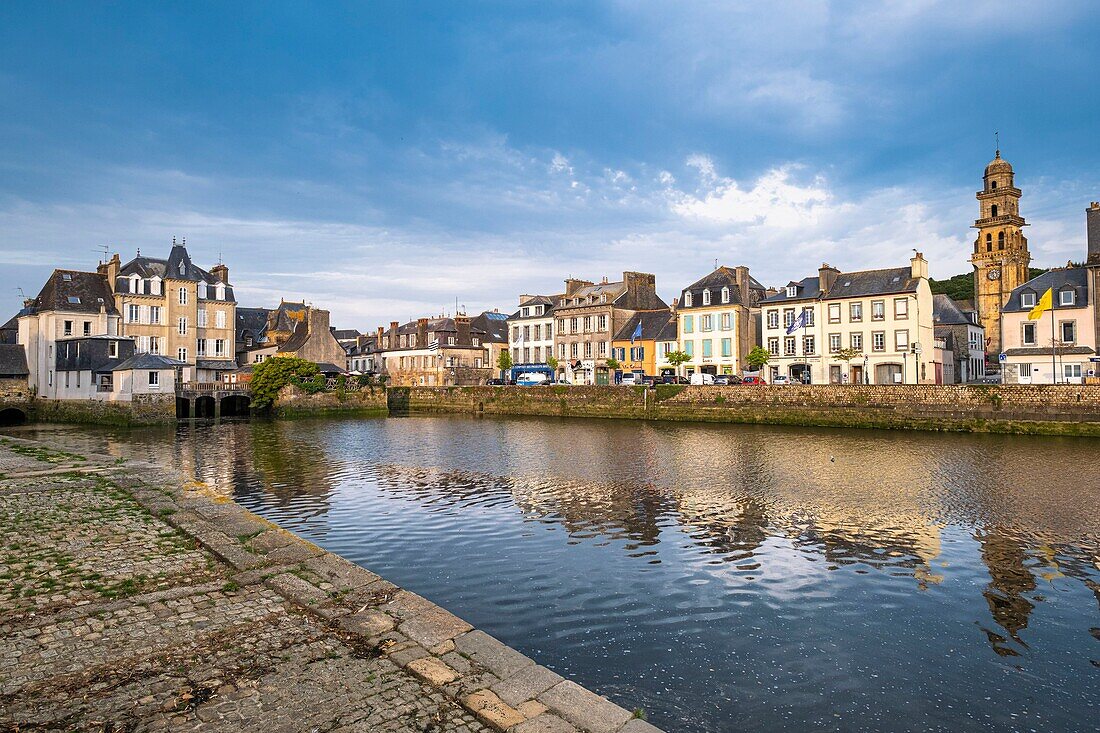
[12,416,1100,732]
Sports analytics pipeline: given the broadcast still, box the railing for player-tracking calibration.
[179,382,248,394]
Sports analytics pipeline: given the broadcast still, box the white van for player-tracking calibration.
[689,372,715,386]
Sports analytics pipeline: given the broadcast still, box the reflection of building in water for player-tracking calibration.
[976,525,1037,657]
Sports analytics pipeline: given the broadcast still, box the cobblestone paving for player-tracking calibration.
[0,436,660,733]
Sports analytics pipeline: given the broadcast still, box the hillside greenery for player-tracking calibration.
[929,268,1048,302]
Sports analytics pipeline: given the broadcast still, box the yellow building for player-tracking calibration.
[675,266,766,376]
[611,310,674,377]
[98,241,237,383]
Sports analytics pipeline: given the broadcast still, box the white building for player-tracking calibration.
[508,294,557,367]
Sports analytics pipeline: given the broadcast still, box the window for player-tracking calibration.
[986,233,993,252]
[767,310,779,329]
[784,309,795,328]
[803,336,815,355]
[559,343,567,358]
[215,339,226,356]
[701,315,713,332]
[721,312,732,330]
[991,204,998,217]
[783,337,796,355]
[871,300,885,320]
[684,292,693,307]
[829,333,841,352]
[998,232,1005,250]
[198,309,207,327]
[1059,289,1075,306]
[702,290,711,306]
[894,330,909,351]
[767,337,779,355]
[149,371,160,388]
[702,339,713,358]
[872,331,886,351]
[599,341,607,356]
[178,288,188,305]
[63,320,73,336]
[721,338,732,357]
[62,273,72,281]
[802,307,815,326]
[149,278,161,295]
[683,315,694,334]
[828,303,841,323]
[472,338,480,346]
[178,317,187,335]
[584,341,592,357]
[1021,322,1036,345]
[109,341,118,358]
[583,316,592,332]
[178,348,187,362]
[1020,292,1036,308]
[558,318,566,333]
[721,287,730,304]
[684,341,694,357]
[128,304,139,323]
[894,298,908,319]
[570,342,578,357]
[570,317,578,333]
[447,336,456,346]
[786,286,797,297]
[67,296,81,305]
[1061,321,1076,343]
[598,315,607,331]
[850,302,863,322]
[83,321,91,336]
[150,306,161,325]
[1064,364,1082,380]
[212,310,223,329]
[197,339,207,356]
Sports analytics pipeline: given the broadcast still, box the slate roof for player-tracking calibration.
[677,267,767,310]
[194,359,238,370]
[236,307,270,342]
[761,276,822,304]
[271,302,307,332]
[1003,268,1090,312]
[331,329,362,341]
[613,310,675,342]
[1004,346,1095,356]
[933,294,974,326]
[508,295,558,322]
[0,344,29,376]
[470,311,509,344]
[111,353,188,371]
[761,266,919,304]
[0,314,18,344]
[277,320,311,353]
[655,316,678,342]
[27,270,118,315]
[315,362,347,374]
[117,244,235,301]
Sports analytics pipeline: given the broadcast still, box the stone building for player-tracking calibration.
[552,272,667,384]
[241,306,348,374]
[99,242,238,382]
[932,295,986,383]
[760,254,935,385]
[375,314,490,386]
[235,300,309,366]
[970,150,1032,359]
[469,310,510,377]
[675,265,766,377]
[507,295,558,372]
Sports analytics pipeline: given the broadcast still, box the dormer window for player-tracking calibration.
[1059,289,1075,306]
[786,286,797,298]
[178,260,186,275]
[215,283,225,300]
[1020,291,1036,308]
[701,290,710,306]
[62,273,73,281]
[197,282,207,299]
[130,274,141,293]
[684,292,693,307]
[721,287,730,304]
[149,276,161,295]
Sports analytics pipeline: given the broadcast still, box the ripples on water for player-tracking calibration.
[13,416,1100,732]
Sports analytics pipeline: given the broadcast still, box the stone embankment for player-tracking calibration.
[390,383,1100,436]
[0,436,661,732]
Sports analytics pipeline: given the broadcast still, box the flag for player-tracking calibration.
[427,339,440,351]
[630,321,643,343]
[1027,288,1053,321]
[786,309,808,334]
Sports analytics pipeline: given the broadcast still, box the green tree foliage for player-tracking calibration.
[546,356,559,371]
[497,350,514,373]
[248,357,324,409]
[745,346,771,370]
[664,350,691,373]
[605,357,621,371]
[832,347,863,363]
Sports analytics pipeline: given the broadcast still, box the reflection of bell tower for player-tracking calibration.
[971,149,1031,358]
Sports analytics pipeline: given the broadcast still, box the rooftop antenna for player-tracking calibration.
[16,287,26,299]
[95,243,109,264]
[995,131,1000,156]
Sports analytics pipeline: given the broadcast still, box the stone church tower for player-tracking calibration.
[970,150,1031,358]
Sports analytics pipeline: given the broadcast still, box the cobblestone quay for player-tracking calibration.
[0,436,660,733]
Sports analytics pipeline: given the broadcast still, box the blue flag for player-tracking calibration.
[786,310,807,335]
[630,321,643,343]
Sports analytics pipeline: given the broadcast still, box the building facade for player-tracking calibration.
[760,255,935,385]
[553,272,666,384]
[611,310,675,378]
[470,310,510,377]
[675,265,765,376]
[1001,271,1095,384]
[932,294,986,383]
[507,295,557,372]
[99,243,238,382]
[970,151,1032,359]
[376,315,490,386]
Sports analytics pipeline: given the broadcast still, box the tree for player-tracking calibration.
[745,346,770,371]
[664,350,691,376]
[496,350,513,376]
[605,357,621,371]
[546,356,559,371]
[249,356,323,409]
[832,347,864,384]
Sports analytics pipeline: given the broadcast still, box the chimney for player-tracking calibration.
[818,263,840,294]
[564,278,593,296]
[97,253,121,290]
[1087,202,1100,266]
[623,271,658,308]
[910,252,929,280]
[210,263,229,283]
[735,265,751,305]
[23,298,35,309]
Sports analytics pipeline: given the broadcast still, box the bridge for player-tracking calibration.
[175,382,251,419]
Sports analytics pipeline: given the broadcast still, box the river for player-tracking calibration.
[9,415,1099,732]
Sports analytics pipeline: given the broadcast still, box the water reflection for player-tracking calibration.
[8,416,1100,732]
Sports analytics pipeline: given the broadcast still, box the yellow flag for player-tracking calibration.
[1028,287,1053,321]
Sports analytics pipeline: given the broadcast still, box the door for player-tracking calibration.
[596,369,609,385]
[850,365,863,385]
[829,365,842,384]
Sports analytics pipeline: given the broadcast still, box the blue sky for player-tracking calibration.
[1,1,1098,328]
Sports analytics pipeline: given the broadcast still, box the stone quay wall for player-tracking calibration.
[390,384,1100,436]
[273,384,389,418]
[30,393,178,426]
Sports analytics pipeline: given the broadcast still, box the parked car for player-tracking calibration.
[659,375,689,385]
[713,374,742,385]
[486,378,506,386]
[620,373,641,386]
[740,375,767,385]
[772,375,791,385]
[690,372,716,386]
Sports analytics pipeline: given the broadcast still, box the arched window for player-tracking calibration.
[991,180,997,190]
[986,233,992,252]
[991,204,998,217]
[998,231,1005,250]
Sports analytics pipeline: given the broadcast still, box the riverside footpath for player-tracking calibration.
[0,436,661,733]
